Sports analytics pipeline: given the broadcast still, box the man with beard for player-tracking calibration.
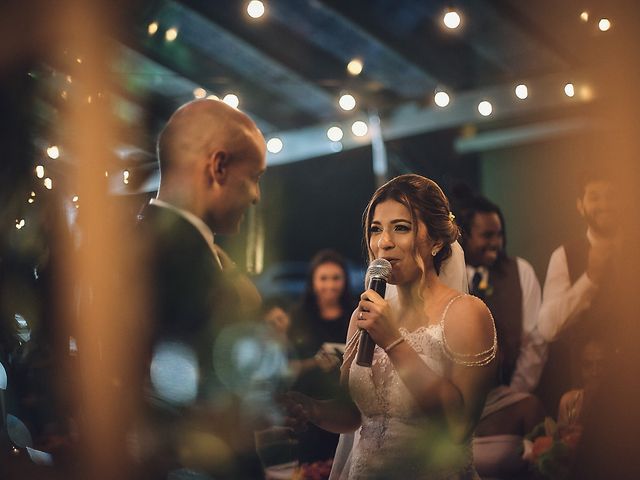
[455,194,547,479]
[536,171,619,415]
[456,194,546,392]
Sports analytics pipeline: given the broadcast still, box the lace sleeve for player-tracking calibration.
[341,329,360,373]
[440,294,497,367]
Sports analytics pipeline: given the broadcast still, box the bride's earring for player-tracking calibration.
[431,249,438,257]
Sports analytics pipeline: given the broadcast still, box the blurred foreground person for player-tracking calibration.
[136,99,266,479]
[536,171,619,415]
[284,175,497,479]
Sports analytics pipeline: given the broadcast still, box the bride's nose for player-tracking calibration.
[377,231,394,250]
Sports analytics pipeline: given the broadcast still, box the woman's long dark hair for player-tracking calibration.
[301,249,353,317]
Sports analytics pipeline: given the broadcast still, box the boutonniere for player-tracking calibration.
[478,277,493,297]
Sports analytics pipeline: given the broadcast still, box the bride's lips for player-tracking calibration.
[381,257,400,266]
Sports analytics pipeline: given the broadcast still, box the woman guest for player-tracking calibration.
[288,250,356,464]
[285,174,497,479]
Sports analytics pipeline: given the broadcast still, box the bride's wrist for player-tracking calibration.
[383,336,405,353]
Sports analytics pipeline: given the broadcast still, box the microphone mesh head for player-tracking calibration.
[366,258,392,282]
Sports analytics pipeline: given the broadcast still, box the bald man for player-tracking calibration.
[136,100,266,479]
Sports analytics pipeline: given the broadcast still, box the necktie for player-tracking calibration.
[471,270,484,299]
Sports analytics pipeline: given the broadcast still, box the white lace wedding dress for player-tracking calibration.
[344,299,479,480]
[329,242,480,479]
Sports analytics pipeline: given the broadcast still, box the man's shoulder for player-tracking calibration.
[139,204,202,241]
[515,256,535,274]
[139,205,214,271]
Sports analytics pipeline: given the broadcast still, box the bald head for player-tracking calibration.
[155,99,267,233]
[157,99,262,176]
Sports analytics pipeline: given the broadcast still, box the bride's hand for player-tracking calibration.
[356,289,400,348]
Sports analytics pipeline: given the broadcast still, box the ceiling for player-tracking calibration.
[25,0,609,184]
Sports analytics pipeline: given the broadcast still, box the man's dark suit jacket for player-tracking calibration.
[137,203,262,479]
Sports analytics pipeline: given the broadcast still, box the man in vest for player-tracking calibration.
[457,195,546,392]
[456,194,547,478]
[537,171,619,415]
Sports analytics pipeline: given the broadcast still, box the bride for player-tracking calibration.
[284,175,497,479]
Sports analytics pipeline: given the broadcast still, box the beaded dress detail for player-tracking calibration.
[345,294,491,479]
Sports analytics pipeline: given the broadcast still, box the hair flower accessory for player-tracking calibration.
[448,211,456,222]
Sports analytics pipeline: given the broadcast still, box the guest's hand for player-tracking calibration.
[279,391,317,432]
[314,350,341,372]
[356,289,399,348]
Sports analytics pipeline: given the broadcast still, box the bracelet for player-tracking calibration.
[384,336,405,353]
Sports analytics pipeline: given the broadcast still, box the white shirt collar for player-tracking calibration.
[149,198,222,269]
[466,265,489,289]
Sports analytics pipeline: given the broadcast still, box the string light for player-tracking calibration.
[193,87,207,99]
[598,18,611,32]
[35,165,45,178]
[478,100,493,116]
[247,1,265,19]
[66,75,73,84]
[580,11,589,22]
[165,27,178,42]
[222,94,240,109]
[347,59,364,76]
[207,94,219,100]
[564,83,575,97]
[327,126,344,142]
[61,91,68,100]
[434,91,450,107]
[28,198,34,204]
[15,219,25,230]
[123,170,130,185]
[515,84,528,100]
[267,137,283,154]
[339,94,356,111]
[443,10,462,29]
[351,120,368,137]
[148,21,159,36]
[44,177,53,190]
[72,195,79,202]
[46,145,60,159]
[76,57,82,64]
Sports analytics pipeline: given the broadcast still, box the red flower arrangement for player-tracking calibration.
[523,417,582,479]
[292,459,333,480]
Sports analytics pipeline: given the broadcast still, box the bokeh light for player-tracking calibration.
[150,342,199,405]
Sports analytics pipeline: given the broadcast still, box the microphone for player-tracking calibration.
[356,258,392,367]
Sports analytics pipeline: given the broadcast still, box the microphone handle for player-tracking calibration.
[355,277,387,367]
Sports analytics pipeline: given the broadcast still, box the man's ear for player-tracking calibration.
[208,150,230,186]
[576,197,585,218]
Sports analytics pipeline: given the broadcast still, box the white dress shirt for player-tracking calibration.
[537,230,605,343]
[467,257,546,393]
[149,198,223,270]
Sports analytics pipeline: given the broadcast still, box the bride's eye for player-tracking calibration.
[369,225,382,234]
[395,224,411,232]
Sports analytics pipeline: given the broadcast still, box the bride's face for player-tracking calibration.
[369,199,437,285]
